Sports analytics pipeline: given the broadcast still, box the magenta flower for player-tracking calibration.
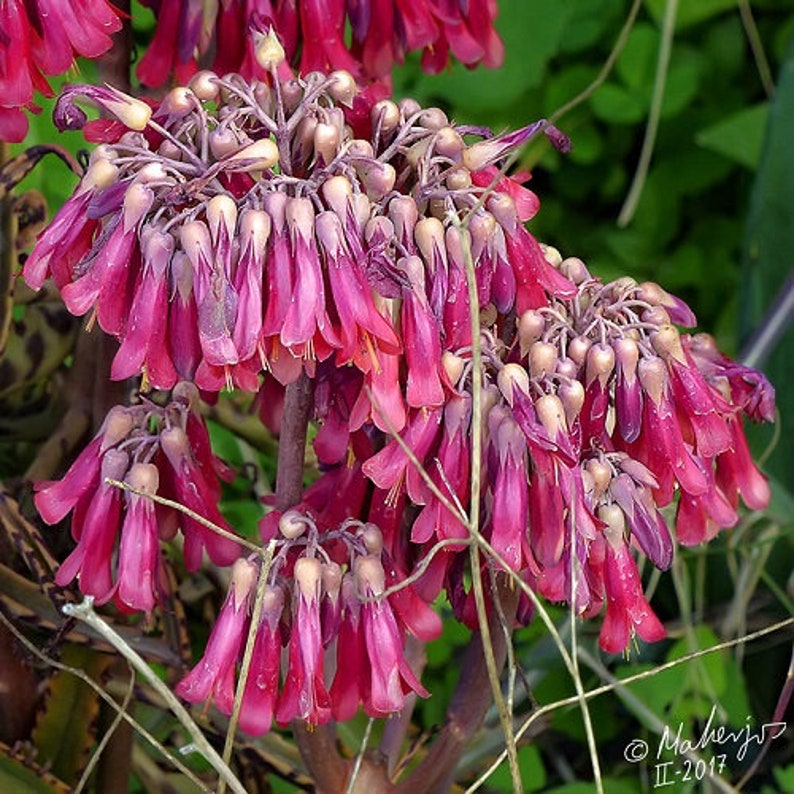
[54,450,127,602]
[176,559,258,713]
[355,555,429,717]
[135,0,502,88]
[0,0,122,140]
[34,388,242,611]
[598,505,666,654]
[276,556,331,726]
[237,586,285,736]
[112,463,163,613]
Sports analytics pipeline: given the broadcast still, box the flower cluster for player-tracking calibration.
[27,54,776,721]
[23,68,570,404]
[0,0,122,140]
[34,383,241,612]
[176,513,440,732]
[351,263,775,652]
[137,0,502,88]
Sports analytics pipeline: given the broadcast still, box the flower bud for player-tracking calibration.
[125,462,159,495]
[327,70,357,107]
[354,554,386,597]
[358,523,384,555]
[253,27,286,71]
[278,509,307,539]
[188,70,219,101]
[372,99,401,134]
[225,138,280,171]
[294,556,323,599]
[442,351,466,385]
[638,357,667,404]
[446,169,472,190]
[434,126,464,159]
[206,194,238,243]
[497,362,530,406]
[516,310,545,357]
[568,335,591,366]
[230,558,259,607]
[585,459,612,499]
[651,324,686,364]
[314,122,340,164]
[528,341,558,379]
[559,256,590,284]
[558,378,585,424]
[101,406,135,451]
[209,127,242,159]
[535,393,567,436]
[585,343,615,387]
[541,244,562,267]
[355,161,396,200]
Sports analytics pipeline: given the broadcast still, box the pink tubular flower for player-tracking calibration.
[0,0,122,140]
[114,463,163,613]
[276,556,331,726]
[237,585,285,735]
[135,0,502,88]
[34,387,242,612]
[598,506,666,654]
[355,555,429,717]
[176,559,258,713]
[54,450,127,602]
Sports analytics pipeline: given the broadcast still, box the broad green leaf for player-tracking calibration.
[696,104,770,169]
[484,743,547,792]
[616,24,659,90]
[740,38,794,487]
[644,0,736,30]
[666,626,727,698]
[31,645,111,785]
[0,750,70,794]
[590,83,648,124]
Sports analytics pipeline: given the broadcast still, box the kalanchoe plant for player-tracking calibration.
[24,40,774,721]
[1,6,782,793]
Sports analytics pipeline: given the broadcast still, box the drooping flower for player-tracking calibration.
[0,0,122,140]
[176,559,258,712]
[34,384,242,610]
[134,0,503,88]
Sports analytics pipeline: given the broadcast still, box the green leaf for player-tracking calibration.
[740,38,794,487]
[696,104,770,169]
[590,83,648,124]
[616,24,659,90]
[0,749,70,794]
[31,646,111,785]
[482,743,547,792]
[666,626,727,699]
[644,0,737,31]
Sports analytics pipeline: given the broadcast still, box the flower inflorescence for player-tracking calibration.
[26,63,775,730]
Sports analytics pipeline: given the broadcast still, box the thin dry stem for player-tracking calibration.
[0,610,212,792]
[61,597,247,794]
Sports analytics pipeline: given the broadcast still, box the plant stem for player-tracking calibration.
[275,372,350,790]
[274,371,313,511]
[396,575,520,794]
